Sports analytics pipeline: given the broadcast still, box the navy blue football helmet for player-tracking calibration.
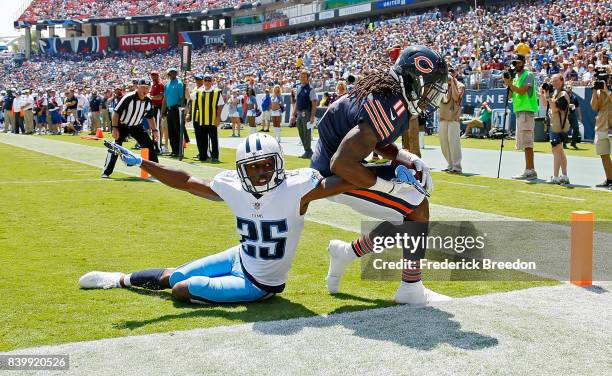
[389,46,449,117]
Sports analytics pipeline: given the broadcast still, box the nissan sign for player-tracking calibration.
[118,33,169,51]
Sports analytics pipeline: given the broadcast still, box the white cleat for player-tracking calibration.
[393,281,453,306]
[79,271,124,289]
[326,240,357,293]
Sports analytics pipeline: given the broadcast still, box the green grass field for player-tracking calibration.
[0,141,571,351]
[43,132,611,222]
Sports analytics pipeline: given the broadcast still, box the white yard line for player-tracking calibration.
[516,190,586,201]
[439,180,491,188]
[0,178,104,185]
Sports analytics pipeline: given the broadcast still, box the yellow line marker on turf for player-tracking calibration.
[516,190,586,202]
[140,148,150,179]
[570,211,593,286]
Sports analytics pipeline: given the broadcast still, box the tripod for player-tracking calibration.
[496,87,511,179]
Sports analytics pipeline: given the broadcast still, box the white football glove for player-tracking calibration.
[410,155,434,194]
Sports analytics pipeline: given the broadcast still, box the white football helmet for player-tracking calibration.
[236,133,285,194]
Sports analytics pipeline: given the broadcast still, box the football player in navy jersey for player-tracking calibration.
[311,46,451,305]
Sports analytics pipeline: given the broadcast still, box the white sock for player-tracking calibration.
[274,127,281,140]
[123,274,131,287]
[249,126,256,135]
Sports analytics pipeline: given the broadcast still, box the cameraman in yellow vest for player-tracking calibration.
[503,54,539,180]
[188,73,225,163]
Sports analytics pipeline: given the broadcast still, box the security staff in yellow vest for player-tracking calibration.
[188,73,225,162]
[503,54,539,180]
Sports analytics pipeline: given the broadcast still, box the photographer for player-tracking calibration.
[438,66,464,173]
[590,68,612,189]
[503,54,539,180]
[539,74,570,184]
[565,86,582,149]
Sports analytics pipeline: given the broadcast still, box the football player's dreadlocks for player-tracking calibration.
[351,61,403,100]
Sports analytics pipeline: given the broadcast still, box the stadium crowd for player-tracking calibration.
[18,0,248,23]
[6,0,611,95]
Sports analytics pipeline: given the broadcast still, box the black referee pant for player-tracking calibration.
[167,106,191,156]
[167,105,181,155]
[152,105,162,153]
[103,124,158,176]
[194,122,218,161]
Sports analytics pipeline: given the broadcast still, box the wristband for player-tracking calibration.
[370,178,395,193]
[152,129,159,132]
[111,125,119,129]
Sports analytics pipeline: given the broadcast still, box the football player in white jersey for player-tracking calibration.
[79,134,356,303]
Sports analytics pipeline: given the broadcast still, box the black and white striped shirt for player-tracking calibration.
[114,91,155,126]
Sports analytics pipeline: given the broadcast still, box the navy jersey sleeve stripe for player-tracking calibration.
[368,101,392,137]
[373,100,395,134]
[368,101,389,136]
[361,102,384,139]
[364,101,389,139]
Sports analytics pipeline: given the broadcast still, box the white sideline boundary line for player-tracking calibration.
[0,178,104,185]
[438,180,491,188]
[516,190,586,201]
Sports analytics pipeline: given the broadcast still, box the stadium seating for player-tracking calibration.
[5,0,610,95]
[17,0,246,22]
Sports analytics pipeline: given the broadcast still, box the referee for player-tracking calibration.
[102,79,159,178]
[189,73,224,162]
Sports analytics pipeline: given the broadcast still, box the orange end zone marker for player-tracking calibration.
[140,148,150,179]
[570,211,593,286]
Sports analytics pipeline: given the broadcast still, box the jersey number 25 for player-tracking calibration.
[237,218,288,260]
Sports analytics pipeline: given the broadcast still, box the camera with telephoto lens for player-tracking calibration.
[541,82,555,95]
[593,66,610,90]
[503,67,516,80]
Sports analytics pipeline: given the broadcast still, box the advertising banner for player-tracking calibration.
[373,0,413,10]
[178,29,233,48]
[318,10,335,20]
[338,3,371,17]
[118,33,168,51]
[263,20,288,30]
[38,36,107,54]
[289,14,316,25]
